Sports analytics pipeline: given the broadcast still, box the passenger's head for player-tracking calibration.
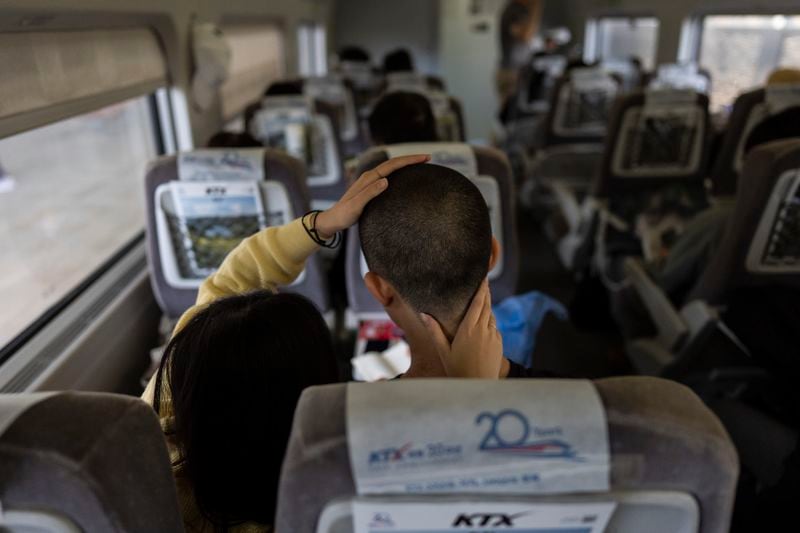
[359,164,499,335]
[154,291,338,528]
[368,92,439,145]
[383,48,415,73]
[339,46,371,64]
[743,107,800,154]
[206,131,262,148]
[264,80,304,96]
[767,68,800,86]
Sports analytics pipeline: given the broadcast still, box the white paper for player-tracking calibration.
[352,341,411,382]
[178,149,264,182]
[352,501,617,533]
[347,380,610,496]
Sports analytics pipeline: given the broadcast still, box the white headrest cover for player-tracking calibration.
[346,380,610,495]
[178,149,265,182]
[766,83,800,114]
[386,143,477,177]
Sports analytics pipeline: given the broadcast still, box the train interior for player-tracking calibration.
[0,0,799,532]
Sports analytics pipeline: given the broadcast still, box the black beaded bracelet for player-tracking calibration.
[302,210,342,249]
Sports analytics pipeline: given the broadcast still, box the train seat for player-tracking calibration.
[709,83,800,199]
[522,67,620,221]
[276,378,738,533]
[304,74,361,147]
[144,148,330,319]
[345,143,518,320]
[622,138,800,375]
[649,63,711,94]
[383,72,466,143]
[556,89,710,273]
[0,392,181,532]
[246,93,346,209]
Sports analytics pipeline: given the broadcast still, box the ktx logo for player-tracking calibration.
[452,512,528,527]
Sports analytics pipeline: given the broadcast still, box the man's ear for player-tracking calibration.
[364,272,396,307]
[488,236,501,271]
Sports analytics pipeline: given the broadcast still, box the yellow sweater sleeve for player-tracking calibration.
[172,217,319,334]
[141,217,319,406]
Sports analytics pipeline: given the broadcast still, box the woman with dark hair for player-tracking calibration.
[144,154,430,532]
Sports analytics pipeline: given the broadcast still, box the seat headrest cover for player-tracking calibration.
[261,94,310,111]
[765,83,800,113]
[177,149,265,181]
[385,143,477,177]
[346,380,610,495]
[0,393,56,436]
[644,89,699,107]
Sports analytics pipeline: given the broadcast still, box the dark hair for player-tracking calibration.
[383,49,415,73]
[154,291,338,529]
[743,107,800,154]
[206,131,262,148]
[339,46,371,63]
[359,164,492,322]
[368,92,439,145]
[265,80,304,96]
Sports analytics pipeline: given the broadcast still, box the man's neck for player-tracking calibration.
[402,338,447,378]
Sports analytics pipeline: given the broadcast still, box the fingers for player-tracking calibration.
[462,279,489,330]
[344,153,431,203]
[478,281,494,329]
[349,176,390,212]
[420,313,450,353]
[374,154,430,179]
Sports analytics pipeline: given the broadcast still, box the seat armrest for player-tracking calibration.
[623,257,688,351]
[680,300,719,339]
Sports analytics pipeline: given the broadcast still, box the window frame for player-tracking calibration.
[584,13,660,68]
[685,10,800,110]
[0,61,174,365]
[297,21,328,77]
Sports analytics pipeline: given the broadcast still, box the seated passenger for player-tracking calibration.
[144,154,431,532]
[206,131,262,148]
[368,91,439,145]
[383,48,415,73]
[359,163,531,379]
[338,45,371,64]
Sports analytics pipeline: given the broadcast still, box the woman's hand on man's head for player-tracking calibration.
[315,154,430,239]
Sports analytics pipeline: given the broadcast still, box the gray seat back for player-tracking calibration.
[276,377,738,533]
[145,148,330,318]
[246,94,346,207]
[709,85,800,197]
[593,89,711,200]
[0,392,182,532]
[345,143,518,316]
[541,66,621,147]
[690,138,800,304]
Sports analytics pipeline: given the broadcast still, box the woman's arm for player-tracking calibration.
[173,218,318,334]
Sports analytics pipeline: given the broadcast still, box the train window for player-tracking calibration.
[588,16,660,71]
[220,24,286,121]
[699,15,800,112]
[0,96,158,350]
[298,22,328,76]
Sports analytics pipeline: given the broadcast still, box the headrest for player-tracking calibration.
[732,84,800,172]
[177,148,265,182]
[304,74,358,141]
[385,142,477,176]
[346,380,609,495]
[386,71,429,93]
[765,83,800,114]
[746,163,800,274]
[0,393,55,436]
[532,54,567,77]
[552,67,619,138]
[651,63,710,94]
[610,89,707,179]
